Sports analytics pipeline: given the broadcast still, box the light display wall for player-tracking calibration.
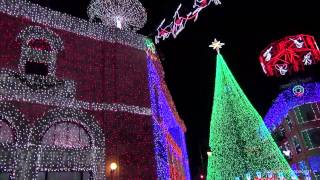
[147,54,190,180]
[0,1,190,179]
[0,0,146,50]
[0,1,175,179]
[264,82,320,130]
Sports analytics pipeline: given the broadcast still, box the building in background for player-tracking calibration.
[264,82,320,179]
[259,34,320,179]
[0,1,190,179]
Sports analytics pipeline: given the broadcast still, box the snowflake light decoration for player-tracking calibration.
[87,0,147,31]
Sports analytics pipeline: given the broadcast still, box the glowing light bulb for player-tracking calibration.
[110,162,118,171]
[116,17,122,29]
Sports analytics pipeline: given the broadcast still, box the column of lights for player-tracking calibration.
[0,0,146,50]
[147,53,190,180]
[207,44,295,179]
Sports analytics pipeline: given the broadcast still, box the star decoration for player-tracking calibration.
[209,39,225,53]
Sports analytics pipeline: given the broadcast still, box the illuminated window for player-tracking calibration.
[296,104,315,123]
[0,120,13,144]
[42,122,90,148]
[302,128,320,149]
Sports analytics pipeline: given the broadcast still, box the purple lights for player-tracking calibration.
[308,155,320,174]
[147,55,190,180]
[264,82,320,129]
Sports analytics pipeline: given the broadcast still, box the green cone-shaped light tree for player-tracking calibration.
[207,39,295,179]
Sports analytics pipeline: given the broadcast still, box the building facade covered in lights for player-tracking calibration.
[259,34,320,179]
[0,1,190,180]
[264,82,320,179]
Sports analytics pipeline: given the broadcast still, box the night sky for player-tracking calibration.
[29,0,320,178]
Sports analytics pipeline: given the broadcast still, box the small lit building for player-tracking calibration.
[264,82,320,179]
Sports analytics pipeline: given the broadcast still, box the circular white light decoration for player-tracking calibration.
[292,85,305,97]
[110,162,118,170]
[87,0,147,31]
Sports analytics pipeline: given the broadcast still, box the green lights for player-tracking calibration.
[207,53,295,179]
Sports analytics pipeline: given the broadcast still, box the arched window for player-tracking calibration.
[42,122,90,148]
[0,120,13,144]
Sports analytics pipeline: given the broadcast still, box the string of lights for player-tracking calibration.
[155,0,222,44]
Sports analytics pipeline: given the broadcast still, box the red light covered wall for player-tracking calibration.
[0,12,150,107]
[0,11,158,179]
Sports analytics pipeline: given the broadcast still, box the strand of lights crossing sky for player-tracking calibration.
[207,41,296,179]
[155,0,222,44]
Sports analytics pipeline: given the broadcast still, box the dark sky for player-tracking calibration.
[29,0,320,178]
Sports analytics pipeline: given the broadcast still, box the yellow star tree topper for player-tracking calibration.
[209,38,225,53]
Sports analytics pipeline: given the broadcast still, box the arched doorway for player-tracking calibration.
[0,102,29,180]
[37,122,92,180]
[30,108,106,180]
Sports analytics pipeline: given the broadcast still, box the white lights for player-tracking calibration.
[263,46,273,62]
[303,52,312,65]
[110,162,118,171]
[282,150,291,157]
[207,151,213,157]
[275,64,288,76]
[0,0,146,50]
[0,103,106,179]
[88,0,147,31]
[116,17,123,29]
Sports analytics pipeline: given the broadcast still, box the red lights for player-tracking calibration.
[259,34,320,76]
[27,38,52,51]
